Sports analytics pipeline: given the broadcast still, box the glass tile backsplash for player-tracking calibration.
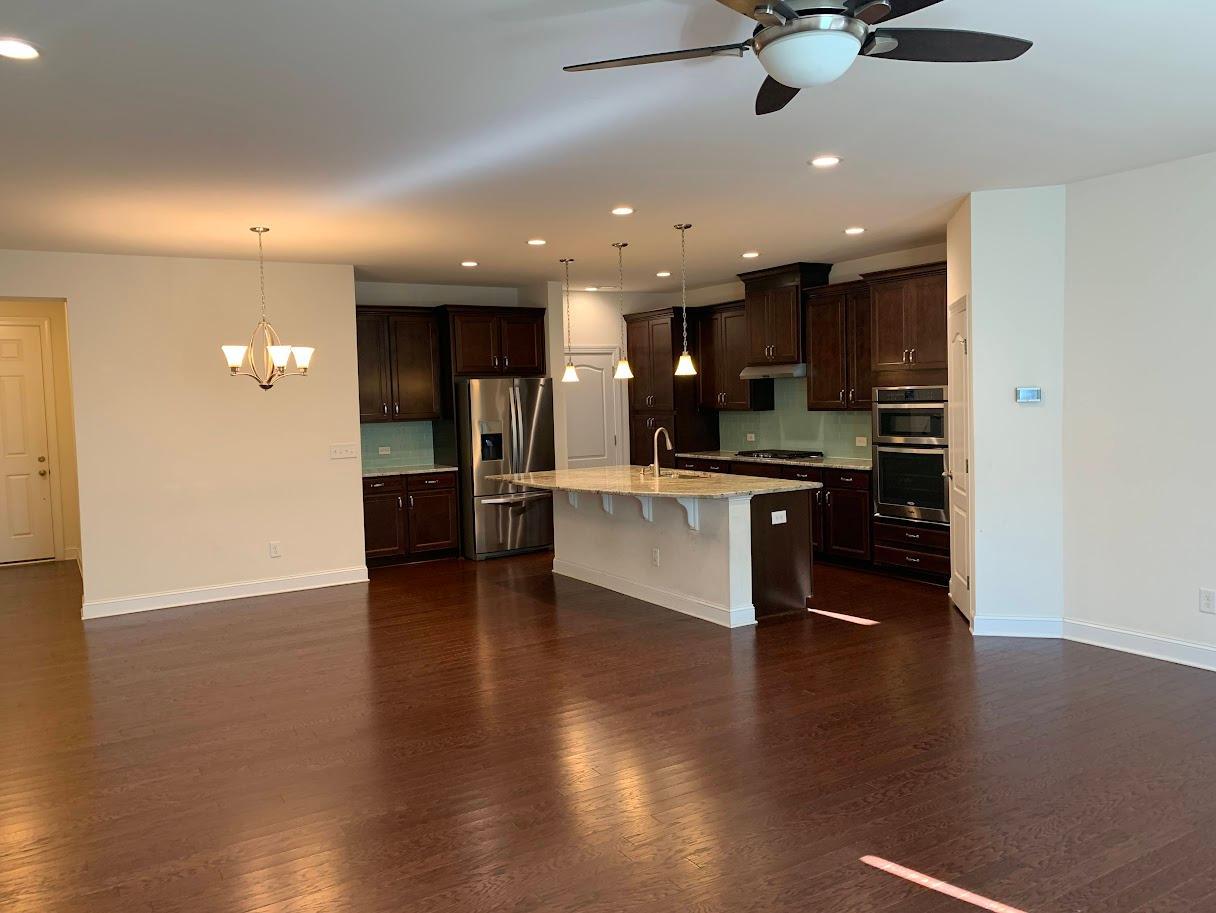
[360,422,435,470]
[717,378,872,457]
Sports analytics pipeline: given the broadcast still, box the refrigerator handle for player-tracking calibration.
[513,384,525,471]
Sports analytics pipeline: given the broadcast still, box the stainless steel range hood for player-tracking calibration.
[739,362,807,380]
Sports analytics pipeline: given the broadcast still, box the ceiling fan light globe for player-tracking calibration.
[758,29,862,88]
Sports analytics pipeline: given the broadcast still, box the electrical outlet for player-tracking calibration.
[855,436,868,447]
[329,442,357,460]
[268,541,282,559]
[378,446,391,455]
[746,433,756,442]
[652,548,661,567]
[1201,588,1216,615]
[771,510,787,526]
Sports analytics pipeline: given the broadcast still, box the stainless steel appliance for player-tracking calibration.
[873,385,948,446]
[736,449,824,461]
[873,386,950,524]
[455,378,554,559]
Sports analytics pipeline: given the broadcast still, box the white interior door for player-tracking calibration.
[564,348,623,469]
[0,325,55,563]
[947,296,972,620]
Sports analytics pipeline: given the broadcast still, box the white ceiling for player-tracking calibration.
[2,0,1215,292]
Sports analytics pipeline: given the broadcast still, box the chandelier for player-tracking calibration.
[221,227,314,390]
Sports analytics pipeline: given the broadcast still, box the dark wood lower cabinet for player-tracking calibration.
[873,518,950,579]
[363,472,459,562]
[823,488,872,561]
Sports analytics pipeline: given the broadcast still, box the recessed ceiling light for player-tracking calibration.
[461,260,478,268]
[611,206,634,216]
[0,37,39,60]
[844,226,866,235]
[527,238,546,246]
[741,251,760,259]
[656,271,671,278]
[584,287,599,292]
[810,155,841,169]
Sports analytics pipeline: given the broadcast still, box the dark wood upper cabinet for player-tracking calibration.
[863,262,947,375]
[697,304,774,411]
[450,310,499,375]
[805,281,872,411]
[388,313,442,421]
[357,308,442,423]
[356,313,393,423]
[805,289,849,410]
[449,307,547,377]
[738,262,831,366]
[626,311,675,413]
[499,313,546,375]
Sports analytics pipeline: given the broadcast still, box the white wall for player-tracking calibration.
[964,188,1067,633]
[354,280,517,309]
[1063,151,1216,661]
[0,249,367,615]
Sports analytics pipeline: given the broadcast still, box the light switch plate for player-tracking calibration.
[329,443,358,460]
[1201,588,1216,615]
[855,436,868,447]
[746,433,756,442]
[378,446,391,455]
[268,541,282,558]
[771,510,787,525]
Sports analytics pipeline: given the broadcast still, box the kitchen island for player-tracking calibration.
[488,466,820,627]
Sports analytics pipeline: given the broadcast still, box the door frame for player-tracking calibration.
[566,345,627,467]
[945,294,973,623]
[0,315,68,563]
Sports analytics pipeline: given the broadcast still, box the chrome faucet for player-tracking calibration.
[651,426,673,478]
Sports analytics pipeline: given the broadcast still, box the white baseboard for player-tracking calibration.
[64,546,81,576]
[553,557,755,628]
[81,566,369,620]
[971,615,1064,638]
[1062,619,1216,673]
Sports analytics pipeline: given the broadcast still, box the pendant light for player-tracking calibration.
[221,227,314,390]
[559,258,579,383]
[673,223,697,376]
[611,242,634,380]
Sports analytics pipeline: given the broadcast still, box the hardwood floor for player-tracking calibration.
[4,555,1216,912]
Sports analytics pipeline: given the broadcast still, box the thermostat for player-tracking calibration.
[1015,387,1043,404]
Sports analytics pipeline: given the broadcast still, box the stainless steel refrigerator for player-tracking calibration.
[454,378,554,559]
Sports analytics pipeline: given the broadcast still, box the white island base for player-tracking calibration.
[553,490,758,627]
[490,467,819,629]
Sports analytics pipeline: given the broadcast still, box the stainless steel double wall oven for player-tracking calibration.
[873,385,949,525]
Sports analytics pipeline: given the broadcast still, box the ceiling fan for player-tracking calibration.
[563,0,1032,115]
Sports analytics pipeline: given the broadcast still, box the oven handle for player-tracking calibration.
[874,445,950,457]
[872,402,947,410]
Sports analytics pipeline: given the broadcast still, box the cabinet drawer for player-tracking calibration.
[732,461,783,478]
[781,465,824,484]
[679,458,731,473]
[824,468,870,491]
[407,471,456,492]
[874,521,949,552]
[874,544,950,575]
[363,476,403,495]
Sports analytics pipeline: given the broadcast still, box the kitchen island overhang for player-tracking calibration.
[488,467,822,628]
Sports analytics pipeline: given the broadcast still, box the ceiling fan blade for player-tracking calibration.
[564,42,749,72]
[755,76,800,115]
[714,0,766,20]
[847,0,945,23]
[865,28,1032,62]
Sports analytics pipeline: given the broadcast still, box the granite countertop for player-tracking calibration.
[676,450,873,472]
[488,466,821,500]
[362,464,458,478]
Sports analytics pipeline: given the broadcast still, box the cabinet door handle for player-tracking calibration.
[397,496,403,509]
[493,355,499,367]
[815,490,822,504]
[824,491,831,506]
[503,356,509,368]
[394,402,399,415]
[409,495,415,508]
[382,403,388,415]
[839,476,853,482]
[849,388,855,403]
[423,479,437,485]
[369,481,386,488]
[909,348,917,363]
[905,556,921,564]
[902,349,909,364]
[839,389,845,405]
[905,532,921,540]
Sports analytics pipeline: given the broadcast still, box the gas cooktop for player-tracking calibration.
[735,449,824,461]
